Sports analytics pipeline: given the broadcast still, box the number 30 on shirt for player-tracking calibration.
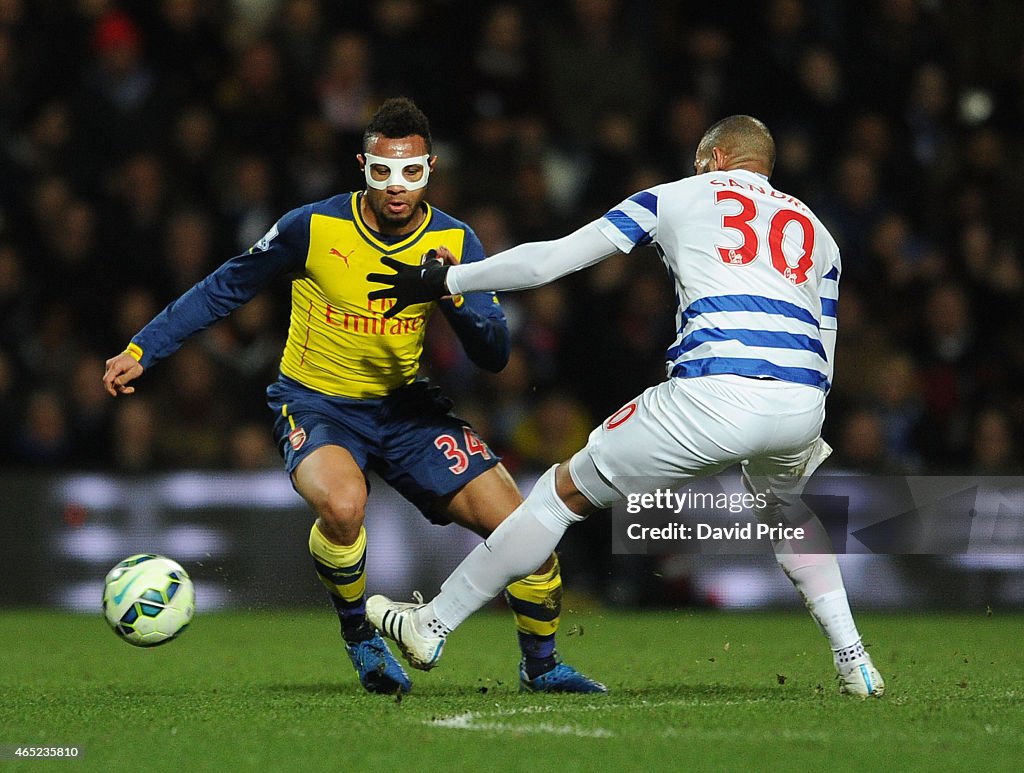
[714,190,815,285]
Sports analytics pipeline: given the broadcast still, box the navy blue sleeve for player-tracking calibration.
[131,206,310,369]
[438,229,511,373]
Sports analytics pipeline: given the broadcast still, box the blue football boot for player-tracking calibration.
[346,632,412,694]
[519,657,608,694]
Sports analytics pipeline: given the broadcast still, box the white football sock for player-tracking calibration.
[773,516,863,654]
[748,466,867,667]
[416,466,584,634]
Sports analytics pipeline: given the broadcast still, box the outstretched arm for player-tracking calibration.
[446,221,620,294]
[102,206,309,396]
[102,259,280,397]
[369,221,620,317]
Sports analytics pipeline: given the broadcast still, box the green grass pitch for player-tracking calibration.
[1,608,1022,772]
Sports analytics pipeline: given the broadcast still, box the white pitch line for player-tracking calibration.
[425,696,773,738]
[441,695,771,718]
[429,711,614,738]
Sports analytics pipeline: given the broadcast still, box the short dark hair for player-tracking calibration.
[696,115,776,174]
[363,97,432,154]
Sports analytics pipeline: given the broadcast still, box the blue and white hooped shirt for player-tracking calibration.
[597,169,840,392]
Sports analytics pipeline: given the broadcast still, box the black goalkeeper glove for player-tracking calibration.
[367,251,450,319]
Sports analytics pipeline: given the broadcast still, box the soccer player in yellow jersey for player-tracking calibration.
[102,97,605,694]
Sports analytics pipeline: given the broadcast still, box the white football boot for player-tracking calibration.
[367,594,445,671]
[837,655,885,698]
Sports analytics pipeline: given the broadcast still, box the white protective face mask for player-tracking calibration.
[363,153,431,190]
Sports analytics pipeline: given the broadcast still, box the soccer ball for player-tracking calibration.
[102,554,195,647]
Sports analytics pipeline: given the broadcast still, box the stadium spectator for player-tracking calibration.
[659,93,713,182]
[0,241,35,356]
[200,291,283,419]
[102,152,171,289]
[216,37,293,158]
[509,390,592,471]
[287,115,343,203]
[109,396,161,473]
[272,0,329,92]
[832,408,903,475]
[67,352,115,468]
[579,108,648,216]
[156,344,234,469]
[468,2,539,120]
[0,26,22,147]
[166,103,222,210]
[316,31,377,145]
[872,352,924,472]
[112,288,160,352]
[817,154,888,283]
[366,0,449,131]
[915,281,978,469]
[26,174,74,255]
[0,349,16,463]
[13,388,73,467]
[227,421,281,470]
[219,154,278,253]
[76,10,168,170]
[6,100,82,191]
[969,407,1022,475]
[538,0,654,154]
[760,0,816,81]
[162,209,217,290]
[145,0,230,106]
[21,301,80,384]
[472,346,533,465]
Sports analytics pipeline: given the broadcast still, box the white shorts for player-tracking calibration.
[569,375,827,508]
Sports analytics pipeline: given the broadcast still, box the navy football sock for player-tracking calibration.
[519,632,558,678]
[330,594,373,643]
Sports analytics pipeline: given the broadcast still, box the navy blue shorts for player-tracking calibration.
[266,376,500,522]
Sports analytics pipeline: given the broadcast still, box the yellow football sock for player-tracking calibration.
[308,521,366,604]
[505,554,561,637]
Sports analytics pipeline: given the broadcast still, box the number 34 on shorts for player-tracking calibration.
[434,427,491,474]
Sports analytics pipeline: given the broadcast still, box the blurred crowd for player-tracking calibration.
[1,0,1023,478]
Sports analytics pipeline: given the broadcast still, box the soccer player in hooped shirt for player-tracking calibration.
[102,98,604,695]
[367,115,885,697]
